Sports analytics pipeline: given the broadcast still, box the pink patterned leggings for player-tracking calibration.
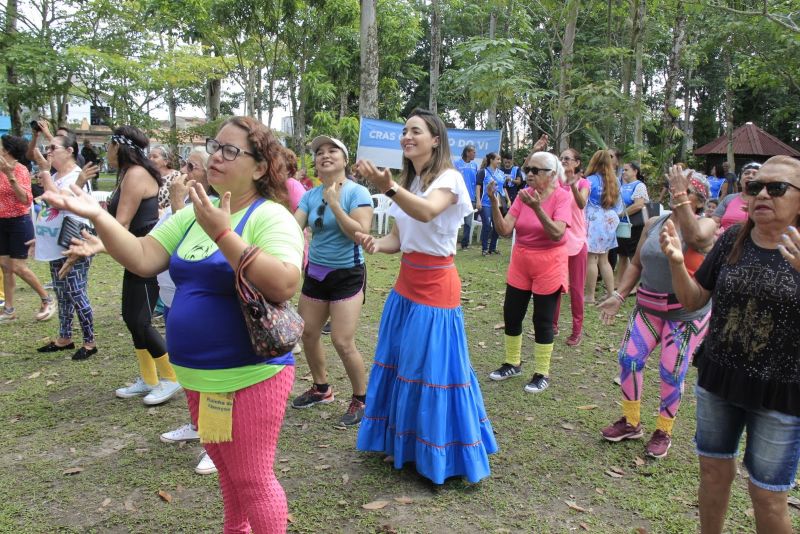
[618,306,709,419]
[186,366,294,534]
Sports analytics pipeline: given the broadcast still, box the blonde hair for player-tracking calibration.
[585,150,619,209]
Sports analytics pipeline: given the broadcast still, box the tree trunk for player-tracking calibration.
[288,68,299,152]
[267,41,279,127]
[487,10,498,129]
[359,0,379,119]
[660,0,686,171]
[680,67,694,163]
[724,50,735,169]
[556,0,579,152]
[168,89,179,167]
[429,0,441,113]
[633,0,645,153]
[244,66,257,117]
[339,91,348,119]
[256,68,263,122]
[4,0,22,134]
[206,45,221,121]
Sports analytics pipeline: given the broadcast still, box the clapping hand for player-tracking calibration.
[58,231,104,279]
[78,162,100,185]
[659,219,684,264]
[518,188,541,209]
[187,180,231,241]
[322,181,341,207]
[354,160,393,192]
[0,153,15,178]
[779,225,800,272]
[41,184,103,220]
[532,134,549,153]
[667,164,689,196]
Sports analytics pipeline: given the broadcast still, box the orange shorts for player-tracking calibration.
[507,245,569,295]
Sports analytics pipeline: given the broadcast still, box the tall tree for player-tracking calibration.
[429,0,441,113]
[359,0,378,118]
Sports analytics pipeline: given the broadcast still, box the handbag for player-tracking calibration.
[57,216,96,249]
[235,245,304,359]
[616,206,632,239]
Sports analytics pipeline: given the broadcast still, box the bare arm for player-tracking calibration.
[625,196,646,215]
[666,165,716,252]
[114,168,155,229]
[356,222,400,255]
[660,219,712,311]
[294,208,309,230]
[489,193,517,237]
[570,180,589,209]
[0,159,30,204]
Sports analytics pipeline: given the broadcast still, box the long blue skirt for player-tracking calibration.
[356,290,498,484]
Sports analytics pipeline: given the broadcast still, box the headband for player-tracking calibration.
[687,171,709,200]
[111,135,145,156]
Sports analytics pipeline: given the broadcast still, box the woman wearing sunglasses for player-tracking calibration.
[661,155,800,534]
[486,152,572,393]
[598,166,714,459]
[291,136,373,427]
[712,162,761,231]
[43,117,303,532]
[354,109,497,484]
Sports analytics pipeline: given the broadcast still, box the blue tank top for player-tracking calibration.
[166,198,294,370]
[620,180,642,207]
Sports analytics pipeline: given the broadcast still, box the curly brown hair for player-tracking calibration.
[221,116,288,209]
[282,147,298,178]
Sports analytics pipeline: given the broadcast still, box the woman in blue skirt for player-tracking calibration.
[353,109,498,484]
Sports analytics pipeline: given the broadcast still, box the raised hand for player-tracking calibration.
[0,153,15,178]
[532,133,549,153]
[659,218,684,264]
[354,159,393,192]
[41,184,103,220]
[78,162,100,185]
[322,181,341,207]
[187,180,231,240]
[779,225,800,272]
[667,164,690,196]
[354,231,379,254]
[169,173,189,199]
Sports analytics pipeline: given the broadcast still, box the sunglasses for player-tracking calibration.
[46,144,64,152]
[744,181,800,197]
[523,166,551,175]
[182,161,199,172]
[206,138,256,161]
[314,201,326,229]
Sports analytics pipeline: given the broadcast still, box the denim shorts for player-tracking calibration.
[695,384,800,491]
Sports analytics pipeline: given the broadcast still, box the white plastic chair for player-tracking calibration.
[467,211,483,244]
[91,191,111,203]
[372,194,392,235]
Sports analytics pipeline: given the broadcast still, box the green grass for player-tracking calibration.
[1,239,798,533]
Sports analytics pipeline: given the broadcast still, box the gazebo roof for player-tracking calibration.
[694,122,800,157]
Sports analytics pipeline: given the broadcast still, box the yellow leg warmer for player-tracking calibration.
[656,415,675,435]
[135,349,159,386]
[153,353,177,382]
[622,399,641,427]
[504,334,523,366]
[532,342,554,377]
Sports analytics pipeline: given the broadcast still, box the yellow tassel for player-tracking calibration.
[504,334,523,366]
[656,414,675,435]
[533,342,554,376]
[622,400,641,427]
[153,353,177,382]
[135,349,159,386]
[198,392,235,443]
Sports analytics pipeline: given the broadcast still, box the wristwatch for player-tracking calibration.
[384,183,399,198]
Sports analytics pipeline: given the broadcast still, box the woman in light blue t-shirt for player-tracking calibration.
[291,136,374,428]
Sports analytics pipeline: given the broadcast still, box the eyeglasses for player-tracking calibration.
[46,144,64,152]
[523,166,551,175]
[744,181,800,197]
[314,201,326,229]
[182,161,198,172]
[560,157,575,162]
[206,138,256,161]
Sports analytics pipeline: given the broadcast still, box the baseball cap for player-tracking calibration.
[310,136,348,162]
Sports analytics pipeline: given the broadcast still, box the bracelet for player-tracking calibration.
[613,291,625,303]
[671,191,688,198]
[213,228,232,244]
[671,200,692,209]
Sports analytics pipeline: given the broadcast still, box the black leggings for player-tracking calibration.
[503,284,560,344]
[121,272,166,357]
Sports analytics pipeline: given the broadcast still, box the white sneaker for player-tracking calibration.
[115,377,153,399]
[160,423,199,443]
[195,452,217,475]
[142,379,182,405]
[35,298,56,321]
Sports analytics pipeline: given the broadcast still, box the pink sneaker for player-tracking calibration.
[566,332,582,346]
[601,416,644,442]
[645,430,672,459]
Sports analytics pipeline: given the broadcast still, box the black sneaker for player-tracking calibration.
[488,363,522,381]
[524,373,549,393]
[338,397,365,427]
[292,385,334,408]
[321,321,331,335]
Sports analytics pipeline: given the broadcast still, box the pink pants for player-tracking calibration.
[554,243,587,335]
[186,366,295,534]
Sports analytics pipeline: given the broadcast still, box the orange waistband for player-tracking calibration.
[394,253,460,308]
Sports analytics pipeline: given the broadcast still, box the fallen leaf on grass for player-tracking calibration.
[493,323,505,330]
[337,500,347,506]
[609,466,625,475]
[63,467,84,475]
[635,529,648,534]
[471,305,486,311]
[89,371,99,376]
[788,496,800,509]
[393,496,413,505]
[342,473,350,484]
[595,488,604,495]
[477,341,486,348]
[124,500,137,512]
[634,456,646,467]
[317,444,330,448]
[564,500,592,513]
[27,371,41,379]
[157,490,173,503]
[46,380,55,386]
[579,523,590,530]
[561,423,575,431]
[315,464,331,471]
[605,469,624,479]
[378,525,398,534]
[101,498,112,507]
[576,404,598,410]
[281,467,290,473]
[362,500,390,510]
[319,412,331,420]
[524,416,534,422]
[287,513,295,523]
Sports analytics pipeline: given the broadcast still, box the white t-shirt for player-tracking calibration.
[388,168,473,257]
[34,167,92,262]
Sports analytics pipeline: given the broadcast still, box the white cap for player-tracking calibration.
[310,136,348,162]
